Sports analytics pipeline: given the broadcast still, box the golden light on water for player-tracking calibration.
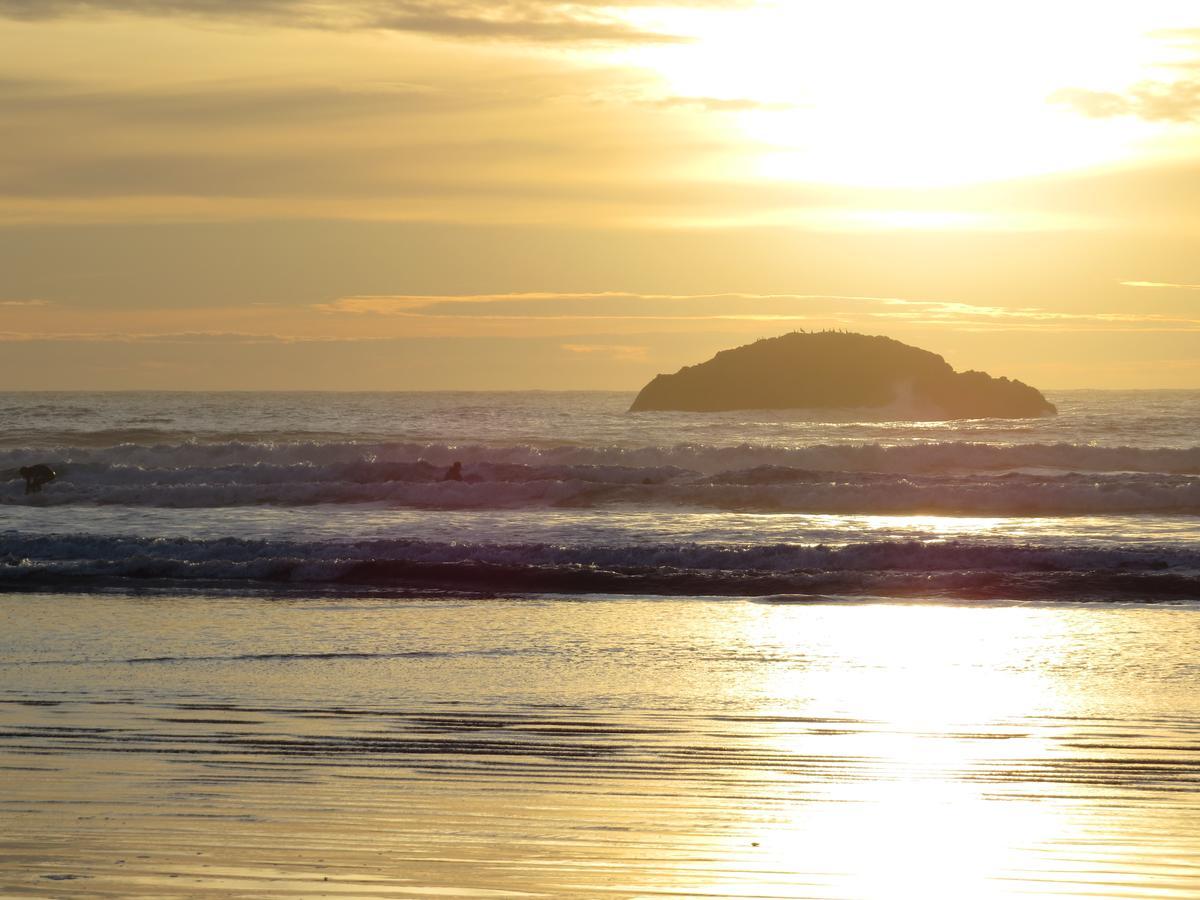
[5,594,1200,896]
[775,781,1069,900]
[728,604,1077,898]
[745,605,1064,722]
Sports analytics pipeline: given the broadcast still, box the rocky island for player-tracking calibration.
[630,331,1056,419]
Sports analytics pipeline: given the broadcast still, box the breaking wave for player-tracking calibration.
[2,533,1197,601]
[3,450,1198,514]
[3,438,1199,475]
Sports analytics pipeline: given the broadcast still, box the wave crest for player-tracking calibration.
[3,534,1197,601]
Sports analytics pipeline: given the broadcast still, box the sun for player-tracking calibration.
[616,0,1187,189]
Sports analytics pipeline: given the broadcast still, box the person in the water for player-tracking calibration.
[20,464,57,494]
[441,461,463,482]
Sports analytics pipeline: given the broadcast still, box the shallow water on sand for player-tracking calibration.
[2,592,1199,898]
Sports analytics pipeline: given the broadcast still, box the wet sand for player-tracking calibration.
[2,593,1200,898]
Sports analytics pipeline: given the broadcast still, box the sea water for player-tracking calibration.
[1,390,1198,599]
[2,393,1200,600]
[1,391,1199,897]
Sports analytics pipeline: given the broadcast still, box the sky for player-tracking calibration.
[2,0,1199,389]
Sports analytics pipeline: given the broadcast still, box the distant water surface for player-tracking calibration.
[2,389,1199,449]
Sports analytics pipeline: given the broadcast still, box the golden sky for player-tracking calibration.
[2,0,1198,388]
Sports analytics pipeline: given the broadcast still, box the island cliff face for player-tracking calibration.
[629,332,1056,419]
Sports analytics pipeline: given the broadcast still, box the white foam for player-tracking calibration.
[4,439,1197,475]
[4,461,1197,514]
[3,533,1196,600]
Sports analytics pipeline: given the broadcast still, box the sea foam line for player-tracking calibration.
[2,534,1196,600]
[2,439,1198,475]
[5,466,1198,514]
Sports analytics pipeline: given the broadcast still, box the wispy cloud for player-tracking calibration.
[0,0,709,43]
[1121,280,1200,290]
[5,291,1196,388]
[0,80,472,126]
[561,342,649,360]
[316,291,851,321]
[316,292,1200,332]
[1051,80,1200,123]
[0,298,51,307]
[646,95,793,112]
[867,299,1200,332]
[0,330,327,344]
[0,74,775,225]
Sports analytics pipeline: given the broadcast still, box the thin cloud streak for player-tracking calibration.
[12,291,1199,353]
[1052,79,1200,123]
[646,95,793,112]
[316,292,1200,332]
[0,330,367,344]
[1122,280,1200,290]
[561,342,649,360]
[0,0,712,43]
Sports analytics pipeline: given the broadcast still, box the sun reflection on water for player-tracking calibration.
[857,514,1011,540]
[719,605,1080,898]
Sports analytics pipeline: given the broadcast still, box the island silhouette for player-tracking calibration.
[630,331,1056,419]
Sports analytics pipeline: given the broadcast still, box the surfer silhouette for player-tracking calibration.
[20,464,56,494]
[441,461,463,482]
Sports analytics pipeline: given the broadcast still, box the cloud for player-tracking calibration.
[0,298,50,306]
[1121,280,1200,290]
[0,80,472,126]
[1051,80,1200,123]
[1151,27,1200,44]
[314,291,1200,332]
[367,2,688,43]
[647,96,793,112]
[5,288,1198,389]
[315,291,842,320]
[0,73,634,201]
[0,330,316,343]
[0,0,702,43]
[18,76,1200,230]
[0,75,772,222]
[865,298,1200,332]
[561,342,648,360]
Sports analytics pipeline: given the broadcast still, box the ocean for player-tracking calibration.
[2,390,1199,897]
[3,390,1199,600]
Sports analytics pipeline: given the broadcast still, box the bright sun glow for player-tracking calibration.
[619,0,1192,189]
[727,605,1075,899]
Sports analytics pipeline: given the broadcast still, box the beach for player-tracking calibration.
[3,593,1200,898]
